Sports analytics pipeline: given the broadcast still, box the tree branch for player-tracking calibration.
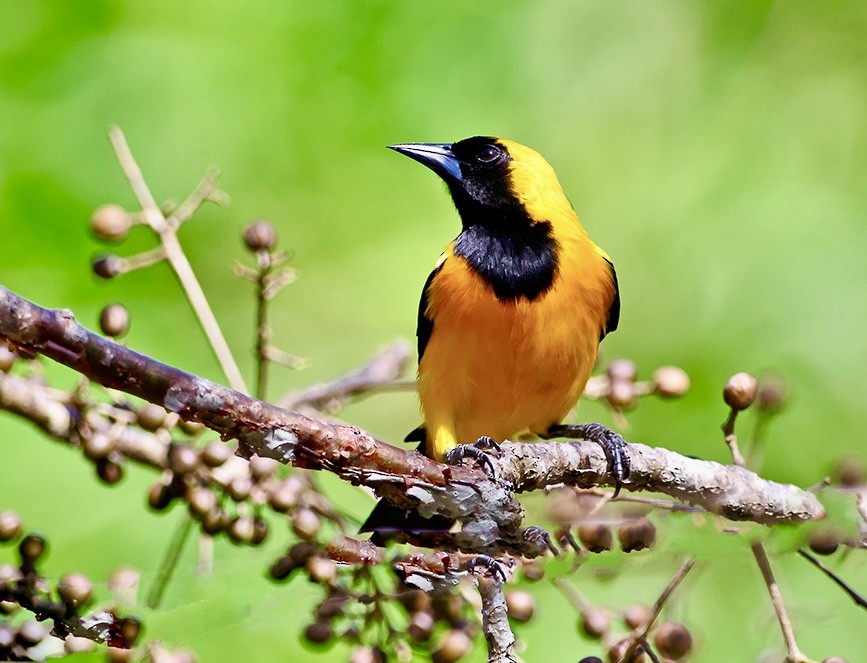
[0,286,824,558]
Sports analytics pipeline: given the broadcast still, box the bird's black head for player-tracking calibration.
[388,137,522,218]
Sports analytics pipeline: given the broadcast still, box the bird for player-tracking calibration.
[360,136,628,541]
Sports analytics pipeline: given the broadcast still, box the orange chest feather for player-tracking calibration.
[417,238,615,457]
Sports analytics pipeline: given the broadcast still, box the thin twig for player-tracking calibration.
[797,547,867,612]
[618,558,695,662]
[107,126,248,394]
[722,409,746,467]
[147,514,195,609]
[751,542,816,663]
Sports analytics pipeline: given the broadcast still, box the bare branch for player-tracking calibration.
[0,287,825,558]
[477,577,518,663]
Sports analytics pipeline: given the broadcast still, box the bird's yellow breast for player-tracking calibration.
[418,230,615,460]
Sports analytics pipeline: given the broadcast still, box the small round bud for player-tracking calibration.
[0,564,24,588]
[723,372,758,411]
[834,457,864,488]
[0,624,14,647]
[408,610,435,642]
[607,638,645,663]
[607,379,636,410]
[148,481,175,511]
[92,254,126,279]
[199,441,231,468]
[808,528,841,556]
[623,603,651,630]
[137,403,167,432]
[167,444,199,475]
[578,523,613,553]
[108,567,140,606]
[228,515,255,544]
[607,359,637,383]
[521,562,544,582]
[580,608,610,639]
[823,657,850,663]
[178,419,205,437]
[268,478,301,512]
[227,476,253,501]
[83,432,114,461]
[351,646,387,663]
[19,534,46,563]
[756,376,787,414]
[653,366,690,398]
[270,555,297,581]
[505,590,535,623]
[618,518,656,553]
[64,635,96,653]
[16,620,48,647]
[316,589,349,620]
[292,508,321,540]
[201,509,229,536]
[397,589,432,614]
[117,616,142,646]
[251,517,269,545]
[306,556,337,584]
[99,303,130,337]
[91,204,132,242]
[57,572,93,608]
[96,458,124,485]
[654,622,692,659]
[432,629,472,663]
[303,620,332,645]
[243,220,276,252]
[0,511,23,542]
[187,487,218,519]
[0,344,17,372]
[249,455,278,482]
[578,658,604,663]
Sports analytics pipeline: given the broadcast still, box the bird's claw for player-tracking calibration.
[524,525,559,555]
[444,436,500,478]
[468,554,508,582]
[545,423,631,497]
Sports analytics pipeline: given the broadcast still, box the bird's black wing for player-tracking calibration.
[602,257,620,338]
[416,259,444,362]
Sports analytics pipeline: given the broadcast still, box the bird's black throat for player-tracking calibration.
[453,218,558,302]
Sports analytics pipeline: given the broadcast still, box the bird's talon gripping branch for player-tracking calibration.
[469,554,509,582]
[524,525,559,555]
[444,438,499,478]
[545,423,631,497]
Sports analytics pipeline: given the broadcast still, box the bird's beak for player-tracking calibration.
[388,143,463,183]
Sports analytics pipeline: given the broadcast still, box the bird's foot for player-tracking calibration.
[468,554,509,582]
[444,435,500,478]
[524,525,559,555]
[543,423,631,497]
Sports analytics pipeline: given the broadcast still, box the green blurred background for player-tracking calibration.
[1,1,865,660]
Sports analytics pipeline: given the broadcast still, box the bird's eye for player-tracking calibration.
[475,144,502,164]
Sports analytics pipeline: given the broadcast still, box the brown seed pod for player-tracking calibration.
[578,523,613,553]
[653,621,693,659]
[432,629,472,663]
[652,366,690,398]
[57,572,93,608]
[607,638,645,663]
[408,610,436,642]
[808,528,842,556]
[18,534,46,563]
[243,220,277,252]
[16,620,48,648]
[505,590,535,623]
[137,403,167,432]
[303,620,333,645]
[99,303,130,337]
[92,254,126,279]
[167,444,199,475]
[607,359,637,383]
[618,518,656,553]
[199,441,232,468]
[0,343,17,372]
[623,603,651,630]
[96,458,124,485]
[292,508,321,540]
[90,204,132,242]
[580,607,610,639]
[0,511,23,542]
[723,372,758,411]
